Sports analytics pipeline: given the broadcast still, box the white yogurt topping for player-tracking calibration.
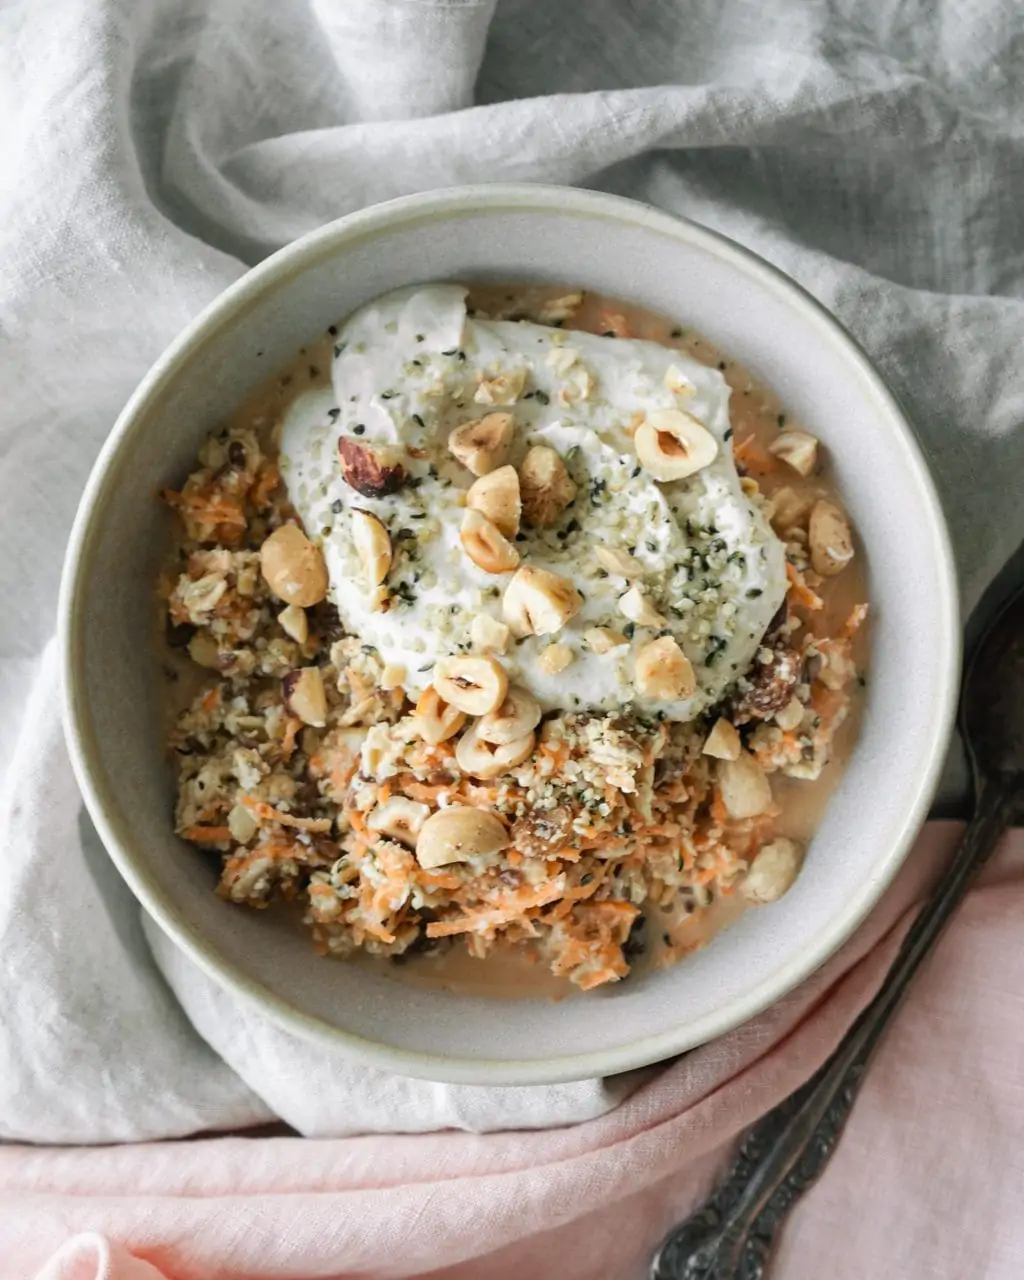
[279,285,787,719]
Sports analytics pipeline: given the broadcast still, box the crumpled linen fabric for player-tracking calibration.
[1,0,1022,1144]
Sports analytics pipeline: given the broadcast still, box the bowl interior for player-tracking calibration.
[63,189,957,1083]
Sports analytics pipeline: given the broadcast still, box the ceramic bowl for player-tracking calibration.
[60,185,958,1084]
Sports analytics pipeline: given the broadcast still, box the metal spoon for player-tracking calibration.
[651,582,1024,1280]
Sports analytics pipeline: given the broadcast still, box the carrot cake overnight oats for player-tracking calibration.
[160,284,868,994]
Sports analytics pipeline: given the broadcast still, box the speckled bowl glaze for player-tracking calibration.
[59,186,958,1085]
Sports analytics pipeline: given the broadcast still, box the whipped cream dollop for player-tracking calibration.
[279,285,787,719]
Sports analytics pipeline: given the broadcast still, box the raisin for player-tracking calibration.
[511,807,574,858]
[731,644,802,723]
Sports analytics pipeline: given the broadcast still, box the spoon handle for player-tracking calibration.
[650,781,1017,1280]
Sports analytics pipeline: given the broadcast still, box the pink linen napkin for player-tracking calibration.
[8,822,1024,1280]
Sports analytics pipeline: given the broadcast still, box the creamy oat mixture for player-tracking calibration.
[161,285,867,993]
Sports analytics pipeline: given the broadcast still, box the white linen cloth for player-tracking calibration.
[1,0,1022,1144]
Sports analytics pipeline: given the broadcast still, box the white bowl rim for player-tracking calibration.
[59,183,960,1085]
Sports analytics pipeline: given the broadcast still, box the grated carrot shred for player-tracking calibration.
[240,796,332,833]
[182,825,232,844]
[786,562,823,611]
